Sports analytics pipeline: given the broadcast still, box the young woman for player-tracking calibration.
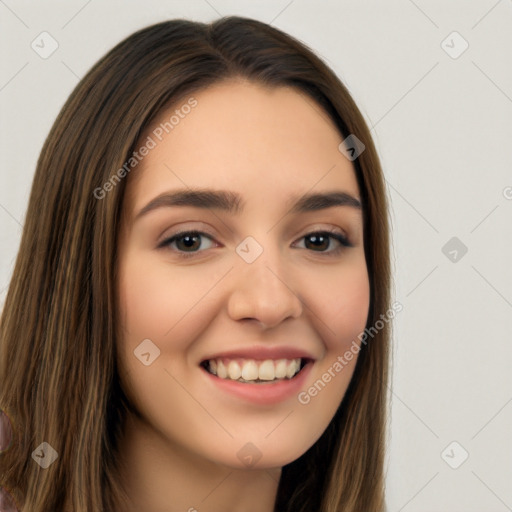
[0,16,391,512]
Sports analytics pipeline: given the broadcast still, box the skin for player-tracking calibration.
[115,79,370,512]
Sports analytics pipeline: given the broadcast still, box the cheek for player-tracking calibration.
[293,263,369,443]
[116,251,181,388]
[309,257,370,352]
[117,250,202,344]
[116,251,223,378]
[298,257,369,400]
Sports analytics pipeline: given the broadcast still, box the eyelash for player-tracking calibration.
[158,228,353,259]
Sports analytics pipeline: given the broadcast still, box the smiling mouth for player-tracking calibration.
[200,357,311,384]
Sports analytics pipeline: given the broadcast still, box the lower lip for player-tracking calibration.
[200,361,314,405]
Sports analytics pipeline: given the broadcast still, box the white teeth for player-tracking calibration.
[258,360,275,381]
[274,359,287,379]
[241,360,259,380]
[206,357,303,382]
[227,360,242,380]
[286,359,299,378]
[217,360,227,379]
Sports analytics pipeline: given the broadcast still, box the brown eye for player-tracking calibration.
[296,230,352,256]
[159,230,217,257]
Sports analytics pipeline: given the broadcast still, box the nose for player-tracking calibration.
[227,250,303,329]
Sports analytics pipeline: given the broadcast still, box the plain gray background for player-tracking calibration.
[1,1,511,510]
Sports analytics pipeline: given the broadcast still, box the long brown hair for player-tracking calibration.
[0,16,391,511]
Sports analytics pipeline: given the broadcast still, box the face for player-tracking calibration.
[116,80,370,470]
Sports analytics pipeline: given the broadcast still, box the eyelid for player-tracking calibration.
[158,224,353,259]
[292,227,353,255]
[303,225,351,244]
[157,228,218,250]
[157,222,217,245]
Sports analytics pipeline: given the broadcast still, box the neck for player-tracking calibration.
[114,412,282,512]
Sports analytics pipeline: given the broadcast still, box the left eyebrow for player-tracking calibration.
[288,190,362,214]
[134,188,362,221]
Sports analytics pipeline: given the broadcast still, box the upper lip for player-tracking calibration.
[200,346,316,363]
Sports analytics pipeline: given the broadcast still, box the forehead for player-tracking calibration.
[124,80,360,216]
